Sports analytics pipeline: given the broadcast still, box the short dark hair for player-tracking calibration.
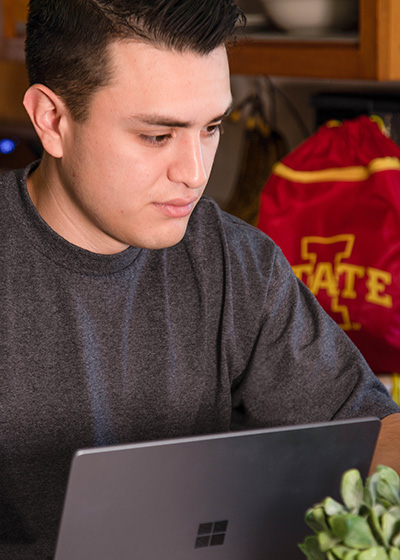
[25,0,245,122]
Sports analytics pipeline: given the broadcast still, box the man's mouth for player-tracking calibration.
[153,198,197,218]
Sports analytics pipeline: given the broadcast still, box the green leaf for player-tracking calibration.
[357,547,389,560]
[344,551,361,560]
[369,507,386,546]
[388,507,400,520]
[299,535,326,560]
[373,505,388,518]
[342,470,365,513]
[330,514,377,550]
[318,531,341,552]
[299,543,309,558]
[389,548,400,560]
[376,467,400,490]
[391,531,400,548]
[382,513,400,545]
[331,545,354,559]
[365,474,379,508]
[323,497,347,516]
[375,467,400,507]
[306,507,330,533]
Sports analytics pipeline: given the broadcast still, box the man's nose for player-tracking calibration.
[167,135,208,189]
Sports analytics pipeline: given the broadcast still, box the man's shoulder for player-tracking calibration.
[0,165,32,207]
[0,167,23,217]
[0,166,27,186]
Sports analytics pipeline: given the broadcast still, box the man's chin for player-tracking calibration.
[136,225,189,250]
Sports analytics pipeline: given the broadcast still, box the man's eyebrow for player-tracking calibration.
[131,104,233,129]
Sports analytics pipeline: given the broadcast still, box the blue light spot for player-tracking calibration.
[0,138,16,154]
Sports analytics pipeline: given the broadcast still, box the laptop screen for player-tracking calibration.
[54,417,380,560]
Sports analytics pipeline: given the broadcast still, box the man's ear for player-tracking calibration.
[23,84,70,159]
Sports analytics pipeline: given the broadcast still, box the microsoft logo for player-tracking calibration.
[194,520,229,549]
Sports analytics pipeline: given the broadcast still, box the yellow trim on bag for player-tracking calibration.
[326,119,342,128]
[369,115,387,133]
[273,157,400,183]
[325,115,387,133]
[392,373,400,405]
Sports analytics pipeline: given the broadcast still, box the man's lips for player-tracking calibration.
[153,198,197,218]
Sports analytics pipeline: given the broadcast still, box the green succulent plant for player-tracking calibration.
[299,465,400,560]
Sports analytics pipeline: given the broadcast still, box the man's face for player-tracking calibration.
[54,41,232,253]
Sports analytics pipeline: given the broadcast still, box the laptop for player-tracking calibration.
[54,417,380,560]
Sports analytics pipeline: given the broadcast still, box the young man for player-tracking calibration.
[1,0,399,558]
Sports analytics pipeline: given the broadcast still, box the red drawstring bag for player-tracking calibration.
[257,115,400,374]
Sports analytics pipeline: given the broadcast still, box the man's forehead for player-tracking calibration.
[107,39,230,79]
[98,41,232,122]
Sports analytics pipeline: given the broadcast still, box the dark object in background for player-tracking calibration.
[224,93,287,226]
[0,122,42,174]
[311,92,400,145]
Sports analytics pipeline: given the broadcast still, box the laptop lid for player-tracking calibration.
[54,417,380,560]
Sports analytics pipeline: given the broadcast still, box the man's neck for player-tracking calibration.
[26,155,130,255]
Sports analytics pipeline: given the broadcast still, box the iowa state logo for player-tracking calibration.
[291,234,393,331]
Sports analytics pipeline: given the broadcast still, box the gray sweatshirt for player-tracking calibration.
[1,164,398,559]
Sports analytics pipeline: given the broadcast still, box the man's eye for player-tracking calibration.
[206,123,223,136]
[140,134,171,146]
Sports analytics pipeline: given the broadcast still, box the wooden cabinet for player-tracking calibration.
[0,60,29,123]
[0,0,30,122]
[228,0,400,81]
[1,0,400,93]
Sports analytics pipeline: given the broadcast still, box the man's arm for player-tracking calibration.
[369,413,400,475]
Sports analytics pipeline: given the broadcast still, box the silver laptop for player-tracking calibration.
[54,417,380,560]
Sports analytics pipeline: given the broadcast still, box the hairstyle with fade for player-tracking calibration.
[25,0,245,122]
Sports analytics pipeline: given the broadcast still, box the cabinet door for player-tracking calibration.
[228,0,400,81]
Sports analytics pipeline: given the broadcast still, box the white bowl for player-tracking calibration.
[260,0,359,35]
